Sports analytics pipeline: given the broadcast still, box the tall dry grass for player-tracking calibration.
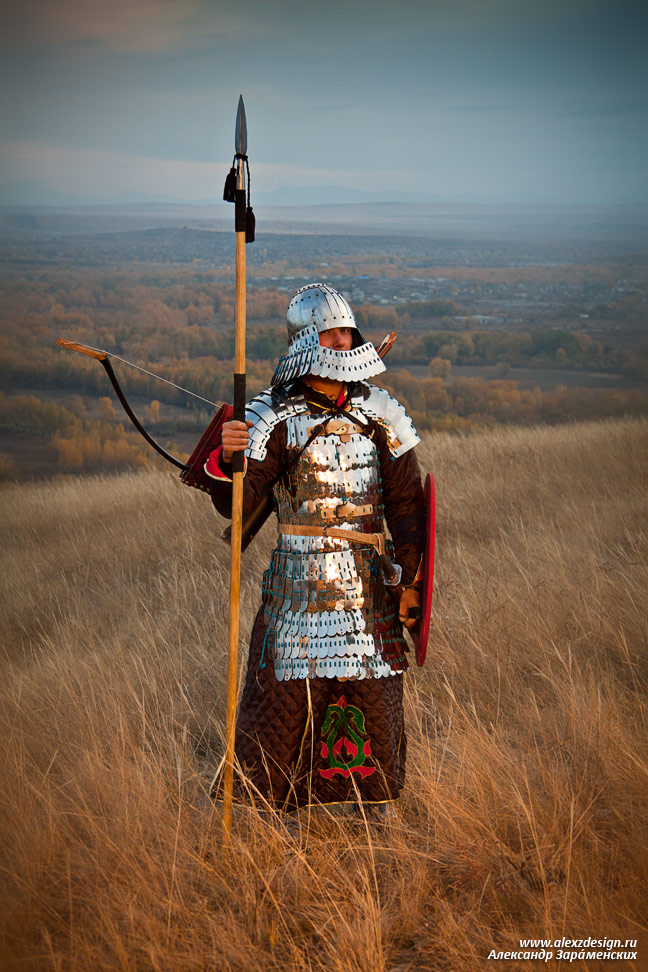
[1,418,646,972]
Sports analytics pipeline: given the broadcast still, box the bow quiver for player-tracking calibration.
[180,402,234,492]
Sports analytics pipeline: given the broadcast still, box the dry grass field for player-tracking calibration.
[1,418,646,972]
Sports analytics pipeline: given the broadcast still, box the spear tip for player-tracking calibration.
[235,96,247,156]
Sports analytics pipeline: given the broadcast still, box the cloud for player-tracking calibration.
[0,139,406,201]
[447,105,518,112]
[1,141,224,198]
[1,0,245,53]
[2,0,614,56]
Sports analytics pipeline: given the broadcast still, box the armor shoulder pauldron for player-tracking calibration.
[245,386,309,461]
[349,384,420,458]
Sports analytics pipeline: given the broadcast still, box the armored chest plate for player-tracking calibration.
[261,413,406,681]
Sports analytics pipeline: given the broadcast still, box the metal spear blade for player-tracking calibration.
[235,95,247,156]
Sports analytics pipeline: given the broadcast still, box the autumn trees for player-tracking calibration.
[1,262,646,479]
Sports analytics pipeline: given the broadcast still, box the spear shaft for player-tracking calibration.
[223,96,251,837]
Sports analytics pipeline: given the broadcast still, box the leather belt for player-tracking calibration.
[278,522,386,556]
[319,502,373,520]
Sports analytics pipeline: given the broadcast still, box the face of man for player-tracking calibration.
[318,326,354,351]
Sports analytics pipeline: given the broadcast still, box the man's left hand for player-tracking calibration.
[399,587,421,629]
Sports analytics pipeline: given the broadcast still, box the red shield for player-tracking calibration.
[414,472,436,666]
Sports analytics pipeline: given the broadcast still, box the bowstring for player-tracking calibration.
[80,343,221,409]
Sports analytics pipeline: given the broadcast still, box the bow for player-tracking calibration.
[56,338,221,470]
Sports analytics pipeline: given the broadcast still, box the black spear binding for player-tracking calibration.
[223,96,255,243]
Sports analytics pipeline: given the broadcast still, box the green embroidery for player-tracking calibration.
[319,695,375,780]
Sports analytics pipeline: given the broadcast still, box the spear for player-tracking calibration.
[222,95,255,837]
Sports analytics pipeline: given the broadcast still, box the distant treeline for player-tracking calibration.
[1,266,647,479]
[377,372,648,434]
[0,392,151,476]
[2,269,646,381]
[386,327,648,381]
[2,373,648,480]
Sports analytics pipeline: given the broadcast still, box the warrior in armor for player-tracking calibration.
[207,283,425,814]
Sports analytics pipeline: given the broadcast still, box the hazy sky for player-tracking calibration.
[1,0,646,205]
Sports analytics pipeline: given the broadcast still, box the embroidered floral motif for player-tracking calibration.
[319,695,375,779]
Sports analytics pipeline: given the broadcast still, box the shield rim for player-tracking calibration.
[415,472,436,666]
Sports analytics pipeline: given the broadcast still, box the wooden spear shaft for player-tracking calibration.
[222,156,247,838]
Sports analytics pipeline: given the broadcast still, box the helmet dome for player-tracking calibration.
[287,283,357,338]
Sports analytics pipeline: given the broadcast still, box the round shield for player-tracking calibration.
[415,472,436,666]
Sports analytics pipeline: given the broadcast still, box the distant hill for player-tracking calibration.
[2,200,648,242]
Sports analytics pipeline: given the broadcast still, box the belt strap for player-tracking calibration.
[278,522,385,556]
[320,502,373,520]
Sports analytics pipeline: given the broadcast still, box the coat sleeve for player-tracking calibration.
[374,424,426,587]
[209,422,287,520]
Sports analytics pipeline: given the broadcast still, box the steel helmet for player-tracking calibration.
[271,283,385,386]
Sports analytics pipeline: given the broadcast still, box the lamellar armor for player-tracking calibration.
[245,383,420,682]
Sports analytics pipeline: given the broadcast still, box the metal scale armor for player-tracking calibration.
[245,383,420,682]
